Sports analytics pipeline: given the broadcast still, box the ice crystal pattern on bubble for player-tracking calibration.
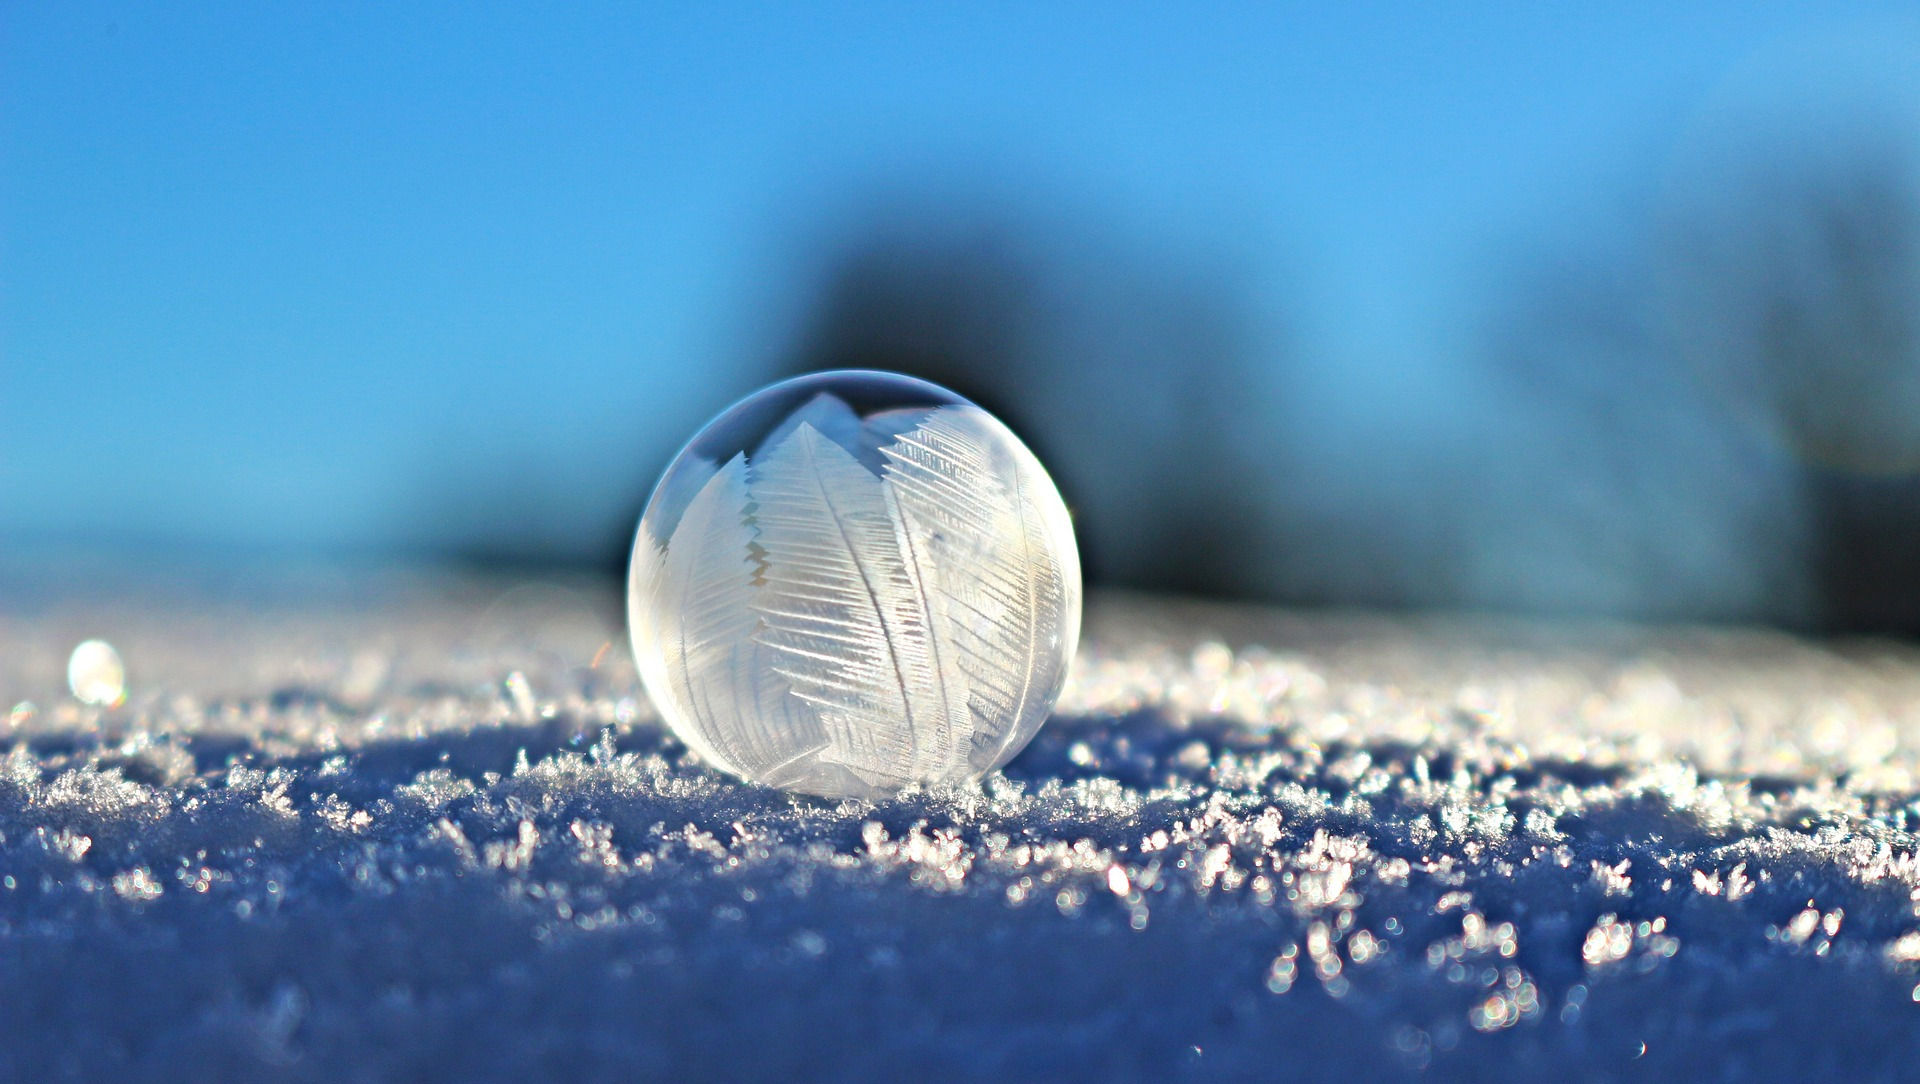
[630,392,1080,799]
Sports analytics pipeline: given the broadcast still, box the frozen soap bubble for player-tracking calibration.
[629,370,1082,799]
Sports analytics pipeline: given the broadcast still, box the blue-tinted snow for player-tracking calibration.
[4,573,1920,1081]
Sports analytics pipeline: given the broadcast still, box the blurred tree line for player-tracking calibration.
[754,115,1920,635]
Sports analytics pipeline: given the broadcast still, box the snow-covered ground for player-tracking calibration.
[4,569,1920,1080]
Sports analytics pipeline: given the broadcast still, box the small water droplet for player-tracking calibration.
[503,671,536,720]
[67,640,126,707]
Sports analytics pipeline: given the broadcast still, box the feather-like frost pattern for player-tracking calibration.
[750,422,969,789]
[880,472,978,780]
[984,421,1081,768]
[642,453,826,780]
[880,407,1072,771]
[752,392,868,468]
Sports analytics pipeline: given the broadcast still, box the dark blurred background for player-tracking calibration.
[5,6,1919,633]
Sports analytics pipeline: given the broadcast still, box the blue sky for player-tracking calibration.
[4,3,1917,563]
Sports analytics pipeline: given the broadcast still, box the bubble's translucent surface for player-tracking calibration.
[628,371,1082,799]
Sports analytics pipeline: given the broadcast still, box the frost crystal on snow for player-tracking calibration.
[628,372,1082,798]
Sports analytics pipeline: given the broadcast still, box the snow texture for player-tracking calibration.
[5,570,1920,1080]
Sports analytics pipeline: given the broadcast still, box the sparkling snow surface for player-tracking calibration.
[5,570,1920,1080]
